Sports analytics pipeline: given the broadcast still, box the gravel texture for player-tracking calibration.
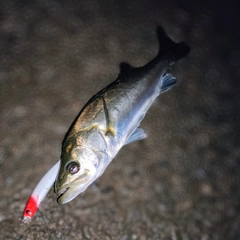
[0,0,240,239]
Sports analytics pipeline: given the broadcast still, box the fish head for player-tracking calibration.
[55,138,101,204]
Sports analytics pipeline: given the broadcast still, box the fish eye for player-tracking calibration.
[66,162,80,174]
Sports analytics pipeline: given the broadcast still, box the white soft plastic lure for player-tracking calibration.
[22,160,60,223]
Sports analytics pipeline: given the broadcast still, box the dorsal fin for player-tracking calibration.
[120,62,134,73]
[118,62,135,77]
[115,62,135,80]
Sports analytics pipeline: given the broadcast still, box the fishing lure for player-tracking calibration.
[22,161,60,223]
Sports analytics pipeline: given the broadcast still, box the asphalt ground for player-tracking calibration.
[0,0,240,239]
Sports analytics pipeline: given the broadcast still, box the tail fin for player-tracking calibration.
[157,26,190,63]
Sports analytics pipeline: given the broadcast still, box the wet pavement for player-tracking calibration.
[0,0,240,239]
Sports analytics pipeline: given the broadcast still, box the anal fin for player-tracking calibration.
[160,73,177,93]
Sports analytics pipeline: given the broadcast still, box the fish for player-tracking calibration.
[22,26,190,222]
[54,26,190,204]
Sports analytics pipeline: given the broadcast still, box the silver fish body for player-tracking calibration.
[55,27,190,204]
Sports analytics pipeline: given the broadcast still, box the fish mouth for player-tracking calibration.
[55,169,97,204]
[57,187,70,203]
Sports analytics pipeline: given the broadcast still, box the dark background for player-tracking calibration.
[0,0,240,239]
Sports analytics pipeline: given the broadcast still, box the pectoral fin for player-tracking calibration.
[124,128,147,145]
[102,96,116,136]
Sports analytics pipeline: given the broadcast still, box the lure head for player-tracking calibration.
[55,135,103,204]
